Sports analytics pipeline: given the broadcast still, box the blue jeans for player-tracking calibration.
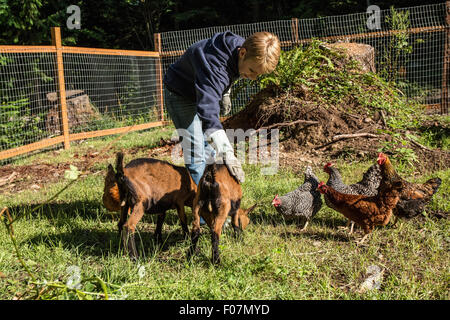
[164,88,216,186]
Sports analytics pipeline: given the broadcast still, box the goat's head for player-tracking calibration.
[235,203,257,230]
[102,164,121,212]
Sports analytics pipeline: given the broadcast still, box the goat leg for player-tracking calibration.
[211,205,228,265]
[211,231,221,265]
[176,204,189,238]
[121,229,138,260]
[187,228,201,260]
[118,206,131,235]
[187,201,202,260]
[122,202,144,260]
[231,214,243,241]
[155,212,166,244]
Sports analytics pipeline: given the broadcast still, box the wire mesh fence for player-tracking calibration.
[0,35,164,161]
[160,2,449,115]
[62,52,160,134]
[0,48,59,156]
[0,3,448,161]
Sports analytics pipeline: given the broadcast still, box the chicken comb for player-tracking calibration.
[272,194,281,206]
[377,152,387,165]
[318,181,325,188]
[323,162,333,171]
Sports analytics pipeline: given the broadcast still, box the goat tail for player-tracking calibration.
[200,164,220,214]
[114,152,138,207]
[115,152,125,178]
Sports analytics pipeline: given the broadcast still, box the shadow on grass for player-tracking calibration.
[7,200,191,259]
[247,208,353,243]
[280,229,351,243]
[249,208,347,229]
[6,200,187,227]
[26,225,190,259]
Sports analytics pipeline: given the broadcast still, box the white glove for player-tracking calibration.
[209,129,245,183]
[220,89,232,115]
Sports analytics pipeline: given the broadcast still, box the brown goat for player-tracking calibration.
[109,152,197,259]
[187,162,257,264]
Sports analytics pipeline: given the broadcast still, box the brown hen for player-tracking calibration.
[377,153,442,223]
[318,178,404,243]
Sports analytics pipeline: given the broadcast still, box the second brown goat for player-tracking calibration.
[105,152,197,259]
[187,162,257,264]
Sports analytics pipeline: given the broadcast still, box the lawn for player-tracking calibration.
[0,126,448,300]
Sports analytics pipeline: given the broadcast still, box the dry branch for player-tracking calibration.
[314,132,380,150]
[253,119,319,133]
[407,137,433,151]
[332,133,379,140]
[0,171,17,187]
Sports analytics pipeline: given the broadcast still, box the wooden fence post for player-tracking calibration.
[291,18,299,47]
[51,27,70,149]
[154,33,165,121]
[442,1,450,114]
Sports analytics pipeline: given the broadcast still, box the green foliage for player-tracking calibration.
[0,0,46,45]
[379,131,418,169]
[0,98,44,150]
[256,40,342,92]
[379,6,413,84]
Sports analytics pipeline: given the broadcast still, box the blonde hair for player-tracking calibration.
[242,31,281,74]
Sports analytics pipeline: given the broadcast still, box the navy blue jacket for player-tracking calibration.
[163,31,244,133]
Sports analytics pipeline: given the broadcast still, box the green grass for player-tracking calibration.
[0,128,449,300]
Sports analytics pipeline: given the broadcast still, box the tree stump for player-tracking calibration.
[326,42,376,73]
[45,90,99,134]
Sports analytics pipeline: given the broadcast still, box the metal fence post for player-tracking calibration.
[442,1,450,114]
[154,33,165,121]
[51,27,70,149]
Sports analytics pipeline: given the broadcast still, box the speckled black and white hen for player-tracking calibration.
[324,162,381,196]
[272,166,323,231]
[323,162,382,233]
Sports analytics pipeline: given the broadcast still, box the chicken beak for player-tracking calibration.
[272,195,280,207]
[377,153,385,165]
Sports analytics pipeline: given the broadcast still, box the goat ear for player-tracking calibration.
[107,164,115,174]
[245,203,257,215]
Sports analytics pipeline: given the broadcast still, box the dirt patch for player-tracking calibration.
[0,163,71,194]
[223,84,450,174]
[0,140,179,195]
